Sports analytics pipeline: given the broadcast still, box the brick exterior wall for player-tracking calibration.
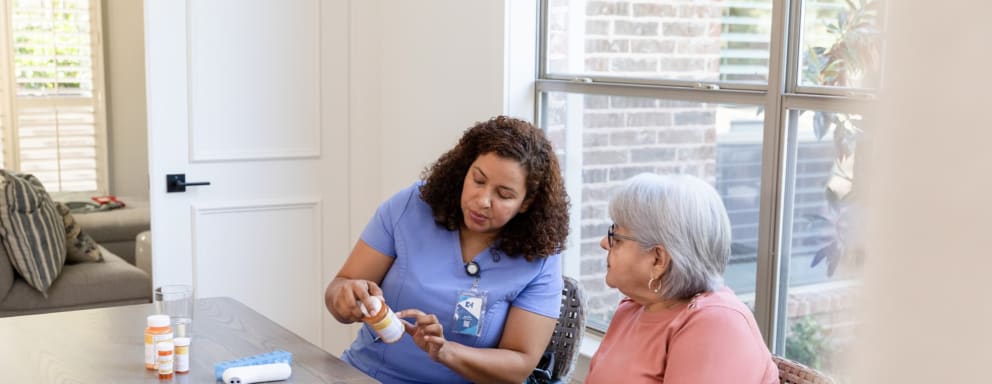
[548,0,724,81]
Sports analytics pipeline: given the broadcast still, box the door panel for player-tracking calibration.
[193,200,322,342]
[189,0,320,161]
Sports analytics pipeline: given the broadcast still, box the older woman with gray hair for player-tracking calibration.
[585,173,778,384]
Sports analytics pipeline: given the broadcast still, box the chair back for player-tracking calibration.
[773,355,834,384]
[544,276,586,382]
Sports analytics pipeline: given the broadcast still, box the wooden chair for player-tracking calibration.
[773,355,834,384]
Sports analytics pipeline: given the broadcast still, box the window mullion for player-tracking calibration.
[536,79,767,106]
[753,0,794,352]
[783,0,804,94]
[537,0,549,80]
[542,72,769,93]
[782,93,874,114]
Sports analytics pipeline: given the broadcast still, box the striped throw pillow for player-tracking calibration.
[55,201,103,263]
[0,171,67,296]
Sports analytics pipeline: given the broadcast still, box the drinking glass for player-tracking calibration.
[154,285,194,338]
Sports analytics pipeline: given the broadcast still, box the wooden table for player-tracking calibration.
[0,297,378,383]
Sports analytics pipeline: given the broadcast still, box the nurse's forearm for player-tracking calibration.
[437,341,534,384]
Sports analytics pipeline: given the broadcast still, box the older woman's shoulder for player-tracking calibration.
[682,287,756,325]
[611,296,639,312]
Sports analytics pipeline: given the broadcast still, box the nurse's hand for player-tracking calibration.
[327,278,384,323]
[398,309,449,362]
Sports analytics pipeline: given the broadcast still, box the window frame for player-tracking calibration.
[0,0,14,169]
[535,0,877,355]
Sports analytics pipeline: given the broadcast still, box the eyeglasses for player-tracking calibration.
[607,224,639,249]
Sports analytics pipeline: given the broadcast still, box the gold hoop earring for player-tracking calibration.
[647,275,662,293]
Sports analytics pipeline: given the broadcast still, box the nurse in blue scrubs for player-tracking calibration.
[324,116,570,384]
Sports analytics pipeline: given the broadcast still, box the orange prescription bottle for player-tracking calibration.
[157,341,174,379]
[144,315,173,370]
[361,296,404,343]
[174,337,190,374]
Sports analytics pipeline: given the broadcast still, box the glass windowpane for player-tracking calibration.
[781,109,863,381]
[542,91,764,330]
[546,0,773,84]
[798,0,884,89]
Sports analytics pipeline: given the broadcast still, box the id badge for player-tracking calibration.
[452,288,487,337]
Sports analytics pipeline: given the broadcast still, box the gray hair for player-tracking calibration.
[609,173,732,300]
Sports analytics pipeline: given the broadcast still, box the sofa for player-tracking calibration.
[0,199,152,317]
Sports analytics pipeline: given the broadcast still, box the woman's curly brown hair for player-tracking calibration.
[419,116,570,261]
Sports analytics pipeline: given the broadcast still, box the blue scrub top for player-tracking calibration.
[341,182,563,384]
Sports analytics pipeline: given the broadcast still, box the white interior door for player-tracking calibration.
[144,0,340,346]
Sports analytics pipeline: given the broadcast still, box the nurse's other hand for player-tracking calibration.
[398,309,447,361]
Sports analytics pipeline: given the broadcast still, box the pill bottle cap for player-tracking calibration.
[147,314,170,328]
[360,296,383,318]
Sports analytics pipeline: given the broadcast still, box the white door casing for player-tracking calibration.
[144,0,346,347]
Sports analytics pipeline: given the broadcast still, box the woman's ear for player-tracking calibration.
[652,246,671,277]
[519,196,533,213]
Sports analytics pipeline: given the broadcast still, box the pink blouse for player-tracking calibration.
[586,287,778,384]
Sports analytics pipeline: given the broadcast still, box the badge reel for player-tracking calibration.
[454,262,487,337]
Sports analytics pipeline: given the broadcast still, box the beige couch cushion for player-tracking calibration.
[0,172,66,296]
[73,199,149,265]
[0,244,13,301]
[73,199,149,243]
[0,247,149,314]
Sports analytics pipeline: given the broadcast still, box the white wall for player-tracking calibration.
[103,0,149,199]
[853,1,992,382]
[353,1,510,198]
[322,0,535,354]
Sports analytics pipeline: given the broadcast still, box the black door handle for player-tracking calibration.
[166,174,211,193]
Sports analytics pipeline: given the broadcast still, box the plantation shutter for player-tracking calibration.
[2,0,107,193]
